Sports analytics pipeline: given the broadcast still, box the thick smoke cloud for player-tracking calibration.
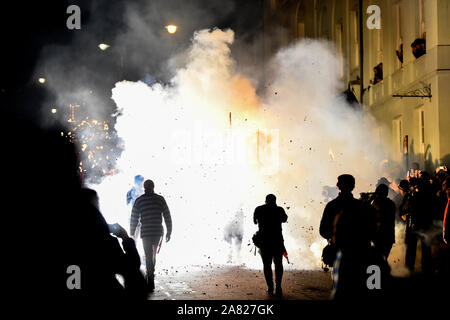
[94,29,389,270]
[36,0,237,121]
[35,1,400,270]
[35,0,239,183]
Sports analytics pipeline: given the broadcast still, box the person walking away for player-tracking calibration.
[131,179,172,292]
[371,184,396,260]
[319,174,376,299]
[126,174,145,207]
[253,194,288,297]
[126,174,145,258]
[401,178,433,274]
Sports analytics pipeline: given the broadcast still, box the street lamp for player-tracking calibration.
[165,25,178,34]
[38,77,46,84]
[98,43,110,51]
[51,108,57,114]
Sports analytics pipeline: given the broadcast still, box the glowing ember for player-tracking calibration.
[328,148,335,160]
[58,102,121,184]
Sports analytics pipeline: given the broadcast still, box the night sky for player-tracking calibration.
[1,0,263,124]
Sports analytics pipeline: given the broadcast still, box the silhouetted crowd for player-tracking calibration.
[397,168,449,273]
[4,111,148,300]
[320,167,450,299]
[5,109,449,301]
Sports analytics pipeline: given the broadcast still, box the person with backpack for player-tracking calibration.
[253,194,288,297]
[320,174,376,299]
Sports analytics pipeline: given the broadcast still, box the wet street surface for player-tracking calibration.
[147,265,333,300]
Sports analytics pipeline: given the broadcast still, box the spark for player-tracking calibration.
[328,148,335,160]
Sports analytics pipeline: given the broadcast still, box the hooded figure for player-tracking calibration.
[126,175,145,206]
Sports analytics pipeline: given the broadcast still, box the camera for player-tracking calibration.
[360,192,375,203]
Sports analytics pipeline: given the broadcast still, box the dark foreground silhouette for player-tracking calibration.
[4,111,147,300]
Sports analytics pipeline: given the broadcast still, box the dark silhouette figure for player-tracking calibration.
[443,181,450,244]
[411,38,426,59]
[319,174,376,299]
[131,179,172,293]
[126,174,145,240]
[3,112,147,300]
[396,43,404,63]
[438,186,450,286]
[80,188,147,299]
[370,63,383,84]
[400,178,433,274]
[253,194,288,297]
[376,177,397,201]
[392,178,405,223]
[371,184,396,260]
[126,174,145,206]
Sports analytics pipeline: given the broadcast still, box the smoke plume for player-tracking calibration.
[34,1,395,270]
[95,29,387,269]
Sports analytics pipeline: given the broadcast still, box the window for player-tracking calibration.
[418,107,425,152]
[395,3,403,68]
[377,19,383,62]
[376,127,383,145]
[296,1,305,38]
[394,117,403,154]
[320,7,329,39]
[270,0,277,10]
[369,13,383,83]
[335,23,344,78]
[418,0,425,38]
[411,0,426,60]
[350,10,359,68]
[298,23,305,38]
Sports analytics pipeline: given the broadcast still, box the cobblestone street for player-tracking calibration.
[147,265,332,300]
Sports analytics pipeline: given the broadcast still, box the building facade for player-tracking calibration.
[259,0,450,171]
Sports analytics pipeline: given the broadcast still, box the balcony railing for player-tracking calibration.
[366,45,450,106]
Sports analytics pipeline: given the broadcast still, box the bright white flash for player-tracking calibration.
[93,29,385,271]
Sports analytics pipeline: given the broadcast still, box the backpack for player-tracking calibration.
[252,231,262,248]
[322,241,337,267]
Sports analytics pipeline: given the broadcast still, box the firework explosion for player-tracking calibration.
[59,102,123,184]
[92,29,385,270]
